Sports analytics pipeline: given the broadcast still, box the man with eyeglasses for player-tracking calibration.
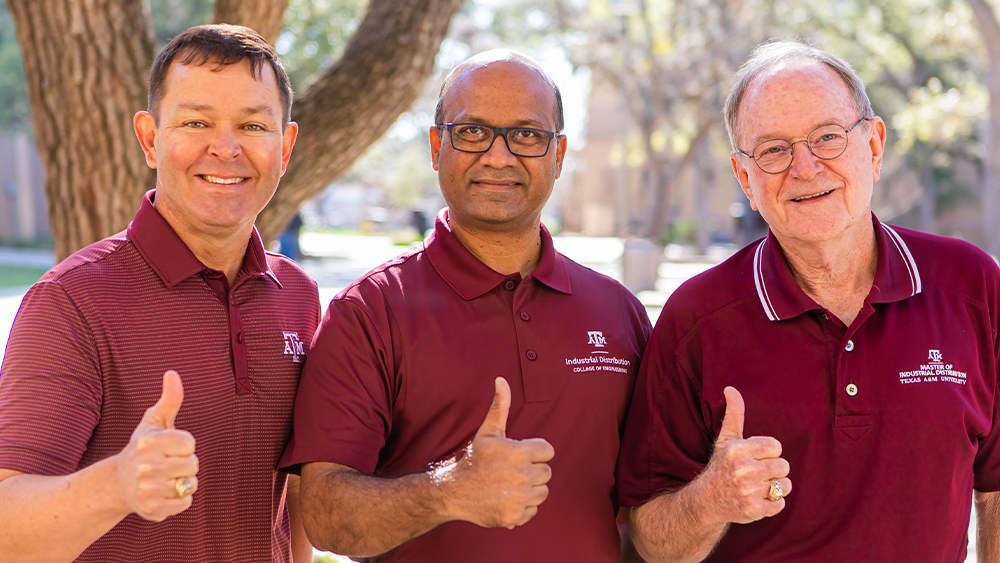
[617,40,1000,562]
[279,50,651,561]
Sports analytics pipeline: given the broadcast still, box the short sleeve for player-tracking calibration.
[279,293,395,475]
[616,316,715,506]
[974,267,1000,491]
[0,281,103,475]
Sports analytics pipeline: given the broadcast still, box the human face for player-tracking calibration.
[730,61,886,247]
[429,61,567,232]
[134,59,297,240]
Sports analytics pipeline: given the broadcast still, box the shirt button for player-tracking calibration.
[846,383,859,396]
[237,332,242,343]
[504,280,516,291]
[822,313,830,320]
[526,349,537,361]
[520,311,530,322]
[845,340,855,352]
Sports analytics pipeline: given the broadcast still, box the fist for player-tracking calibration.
[114,371,199,521]
[450,377,555,529]
[699,387,791,524]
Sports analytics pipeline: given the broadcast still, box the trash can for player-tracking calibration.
[622,237,661,294]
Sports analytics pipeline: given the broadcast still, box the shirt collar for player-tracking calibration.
[753,213,922,322]
[424,208,572,300]
[128,190,279,288]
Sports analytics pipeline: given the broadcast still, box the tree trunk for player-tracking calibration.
[255,0,465,245]
[7,0,154,261]
[967,0,1000,258]
[213,0,289,45]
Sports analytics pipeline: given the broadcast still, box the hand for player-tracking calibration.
[113,370,199,521]
[695,387,791,525]
[449,377,555,529]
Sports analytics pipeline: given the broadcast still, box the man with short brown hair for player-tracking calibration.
[0,24,317,562]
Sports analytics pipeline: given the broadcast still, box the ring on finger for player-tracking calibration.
[767,479,784,502]
[175,476,194,499]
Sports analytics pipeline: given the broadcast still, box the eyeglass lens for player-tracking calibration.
[752,124,851,173]
[450,124,551,157]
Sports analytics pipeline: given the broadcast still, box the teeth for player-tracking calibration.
[793,190,832,202]
[202,175,245,185]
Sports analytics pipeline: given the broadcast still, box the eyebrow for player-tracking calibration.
[457,115,550,129]
[750,119,846,146]
[176,103,275,117]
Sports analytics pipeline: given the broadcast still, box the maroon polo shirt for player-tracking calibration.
[617,215,1000,562]
[0,191,321,562]
[281,209,651,562]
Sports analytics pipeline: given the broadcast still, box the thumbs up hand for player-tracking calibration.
[447,377,555,530]
[113,370,199,521]
[694,387,791,525]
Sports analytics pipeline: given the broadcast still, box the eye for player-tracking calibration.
[184,121,206,128]
[510,129,542,143]
[244,124,264,132]
[454,125,489,140]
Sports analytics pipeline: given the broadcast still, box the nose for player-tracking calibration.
[208,126,242,160]
[478,133,518,168]
[787,139,822,180]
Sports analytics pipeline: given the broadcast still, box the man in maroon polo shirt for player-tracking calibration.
[618,40,1000,562]
[0,25,318,562]
[280,50,651,561]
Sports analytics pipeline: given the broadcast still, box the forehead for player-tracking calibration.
[738,60,856,144]
[442,61,556,128]
[161,59,281,110]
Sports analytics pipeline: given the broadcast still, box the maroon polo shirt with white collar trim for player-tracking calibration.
[617,215,1000,562]
[0,190,320,562]
[281,209,651,562]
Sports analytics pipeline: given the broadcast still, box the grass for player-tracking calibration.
[0,265,47,288]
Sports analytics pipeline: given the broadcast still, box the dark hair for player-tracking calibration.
[434,49,564,133]
[147,24,293,126]
[724,39,873,150]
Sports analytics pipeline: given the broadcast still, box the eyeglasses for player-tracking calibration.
[737,117,871,174]
[439,122,558,158]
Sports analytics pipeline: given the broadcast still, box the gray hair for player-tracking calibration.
[434,49,564,133]
[724,40,873,151]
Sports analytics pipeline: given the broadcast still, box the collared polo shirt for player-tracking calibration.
[617,215,1000,562]
[0,190,321,562]
[281,209,651,562]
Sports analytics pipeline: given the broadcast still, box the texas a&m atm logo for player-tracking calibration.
[587,331,607,348]
[283,331,305,363]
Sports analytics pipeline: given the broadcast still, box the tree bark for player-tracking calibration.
[7,0,154,261]
[256,0,465,245]
[213,0,289,45]
[967,0,1000,258]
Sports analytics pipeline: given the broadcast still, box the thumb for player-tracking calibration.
[475,377,510,439]
[717,386,745,444]
[142,370,184,430]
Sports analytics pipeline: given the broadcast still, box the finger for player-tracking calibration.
[527,462,553,486]
[521,438,555,462]
[526,483,549,507]
[717,386,745,444]
[740,436,783,460]
[475,377,510,439]
[142,370,184,430]
[163,455,199,479]
[136,430,197,457]
[759,457,790,480]
[515,505,539,527]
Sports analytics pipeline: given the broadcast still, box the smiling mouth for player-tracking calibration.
[791,190,832,202]
[200,174,248,185]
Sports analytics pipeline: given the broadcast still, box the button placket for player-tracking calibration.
[834,322,872,440]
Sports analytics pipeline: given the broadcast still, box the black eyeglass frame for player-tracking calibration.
[737,116,872,174]
[438,122,559,158]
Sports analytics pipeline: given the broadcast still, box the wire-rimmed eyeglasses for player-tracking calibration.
[737,117,871,174]
[439,123,558,158]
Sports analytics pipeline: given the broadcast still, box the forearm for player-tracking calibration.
[977,490,1000,563]
[630,481,728,563]
[300,462,452,557]
[286,475,313,563]
[0,458,129,563]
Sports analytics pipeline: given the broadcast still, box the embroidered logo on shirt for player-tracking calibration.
[587,331,607,348]
[899,349,967,385]
[283,331,305,363]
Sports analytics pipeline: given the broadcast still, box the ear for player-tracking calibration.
[730,152,758,211]
[867,117,887,182]
[553,134,568,179]
[429,126,443,171]
[134,111,158,170]
[280,122,299,176]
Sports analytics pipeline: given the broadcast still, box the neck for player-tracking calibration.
[448,215,543,277]
[154,202,251,286]
[776,218,878,326]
